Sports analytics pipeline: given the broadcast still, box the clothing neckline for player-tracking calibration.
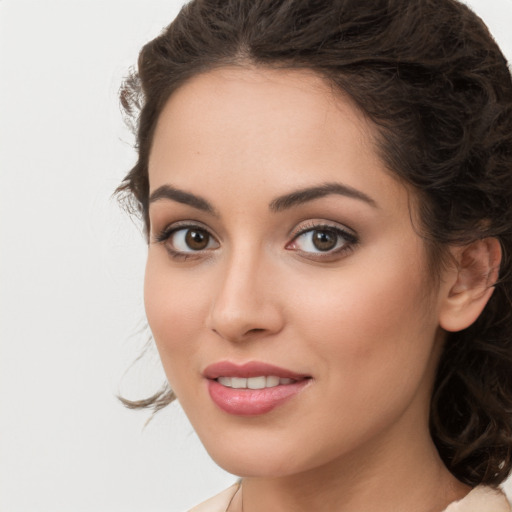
[189,483,511,512]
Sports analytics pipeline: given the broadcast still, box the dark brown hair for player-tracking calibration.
[117,0,512,487]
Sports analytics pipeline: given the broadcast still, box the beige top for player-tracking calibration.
[188,483,511,512]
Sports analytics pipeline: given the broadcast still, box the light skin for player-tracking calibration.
[144,67,500,512]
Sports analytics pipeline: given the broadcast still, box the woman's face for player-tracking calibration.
[145,67,449,477]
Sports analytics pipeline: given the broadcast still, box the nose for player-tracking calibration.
[206,251,284,343]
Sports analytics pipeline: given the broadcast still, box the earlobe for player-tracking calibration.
[439,238,501,332]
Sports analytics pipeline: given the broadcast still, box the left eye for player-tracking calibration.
[169,227,219,252]
[288,227,355,254]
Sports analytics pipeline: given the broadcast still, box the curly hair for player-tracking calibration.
[117,0,512,487]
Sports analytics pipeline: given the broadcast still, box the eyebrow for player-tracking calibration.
[148,181,377,216]
[149,185,217,215]
[269,182,377,211]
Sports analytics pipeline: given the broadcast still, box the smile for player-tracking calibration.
[204,361,311,416]
[216,376,295,389]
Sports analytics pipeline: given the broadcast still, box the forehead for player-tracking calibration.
[148,66,409,218]
[150,68,381,176]
[155,66,364,129]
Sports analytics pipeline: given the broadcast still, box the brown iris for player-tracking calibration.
[312,229,338,251]
[185,228,210,250]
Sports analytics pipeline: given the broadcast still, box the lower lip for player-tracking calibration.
[207,379,310,416]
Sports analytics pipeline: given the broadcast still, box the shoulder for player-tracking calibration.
[187,483,240,512]
[443,486,511,512]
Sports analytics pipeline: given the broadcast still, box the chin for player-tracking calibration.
[210,452,303,479]
[199,431,330,479]
[195,430,291,476]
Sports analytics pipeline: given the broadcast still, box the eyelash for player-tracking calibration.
[154,222,218,261]
[154,221,358,261]
[286,222,358,260]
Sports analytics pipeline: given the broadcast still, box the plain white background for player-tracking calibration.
[1,1,511,511]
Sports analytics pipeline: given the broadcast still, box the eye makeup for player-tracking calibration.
[153,217,359,264]
[286,220,359,262]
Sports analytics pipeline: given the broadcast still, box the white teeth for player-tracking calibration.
[266,376,280,387]
[217,376,232,387]
[231,377,247,389]
[247,376,266,389]
[216,375,295,389]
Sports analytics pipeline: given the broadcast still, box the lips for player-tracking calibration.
[203,361,311,415]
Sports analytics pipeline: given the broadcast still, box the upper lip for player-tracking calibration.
[203,361,310,380]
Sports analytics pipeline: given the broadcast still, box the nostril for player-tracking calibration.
[246,328,265,335]
[207,296,284,341]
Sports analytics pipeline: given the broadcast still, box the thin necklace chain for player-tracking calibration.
[226,481,243,512]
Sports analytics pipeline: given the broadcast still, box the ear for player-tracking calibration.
[439,238,501,332]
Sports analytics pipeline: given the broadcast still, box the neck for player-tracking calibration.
[238,408,470,512]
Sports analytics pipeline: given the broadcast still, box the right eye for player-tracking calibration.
[172,227,217,252]
[156,225,220,258]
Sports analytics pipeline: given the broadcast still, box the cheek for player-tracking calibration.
[291,249,437,394]
[143,255,209,384]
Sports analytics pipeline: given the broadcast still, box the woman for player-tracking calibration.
[117,0,512,510]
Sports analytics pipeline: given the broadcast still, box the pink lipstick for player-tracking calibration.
[204,361,311,416]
